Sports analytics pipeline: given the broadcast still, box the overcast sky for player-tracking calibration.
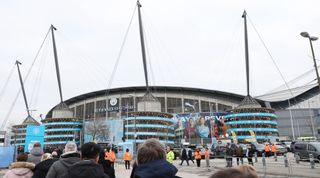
[1,0,320,127]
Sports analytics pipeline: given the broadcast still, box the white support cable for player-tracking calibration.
[105,5,137,91]
[247,16,296,100]
[0,64,16,103]
[0,27,51,130]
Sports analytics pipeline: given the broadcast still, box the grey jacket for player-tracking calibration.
[27,147,43,165]
[45,153,81,178]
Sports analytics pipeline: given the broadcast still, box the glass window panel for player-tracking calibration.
[184,99,199,113]
[167,97,182,113]
[95,100,106,119]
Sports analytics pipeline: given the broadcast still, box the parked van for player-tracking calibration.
[294,142,320,161]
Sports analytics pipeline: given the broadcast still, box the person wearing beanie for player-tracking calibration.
[27,142,44,165]
[4,152,35,178]
[46,142,80,178]
[32,153,58,178]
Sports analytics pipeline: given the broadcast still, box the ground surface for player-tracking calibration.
[1,153,319,178]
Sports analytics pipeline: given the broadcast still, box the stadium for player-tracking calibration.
[43,86,283,146]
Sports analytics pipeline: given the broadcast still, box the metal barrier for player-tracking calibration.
[254,152,258,163]
[309,154,315,169]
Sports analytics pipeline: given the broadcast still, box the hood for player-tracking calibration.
[35,158,58,171]
[60,156,81,168]
[134,160,179,178]
[10,162,35,176]
[68,160,106,178]
[30,147,44,156]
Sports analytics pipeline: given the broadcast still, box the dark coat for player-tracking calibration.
[181,149,188,160]
[187,150,193,160]
[67,160,109,178]
[132,159,181,178]
[225,146,233,158]
[32,158,58,178]
[235,146,244,157]
[46,153,81,178]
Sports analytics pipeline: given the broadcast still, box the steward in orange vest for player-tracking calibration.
[104,149,109,160]
[109,148,116,168]
[123,148,132,170]
[271,143,277,155]
[194,149,202,167]
[264,143,270,157]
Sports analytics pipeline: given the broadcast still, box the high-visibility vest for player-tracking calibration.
[109,151,116,162]
[124,152,132,161]
[264,144,270,152]
[194,151,201,160]
[271,145,277,153]
[104,151,109,160]
[204,150,210,158]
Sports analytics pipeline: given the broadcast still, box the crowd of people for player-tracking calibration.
[4,139,262,178]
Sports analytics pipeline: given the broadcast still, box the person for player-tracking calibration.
[235,144,244,165]
[264,143,270,157]
[51,151,59,159]
[109,148,116,168]
[246,144,254,166]
[271,143,277,156]
[4,152,35,178]
[27,142,44,165]
[194,148,202,167]
[130,138,180,178]
[196,117,210,138]
[204,148,210,168]
[208,168,256,178]
[188,149,194,164]
[225,143,233,167]
[67,142,109,178]
[98,150,115,178]
[124,148,132,169]
[237,165,258,178]
[180,148,189,166]
[46,141,81,178]
[184,118,197,139]
[32,153,58,178]
[166,146,175,164]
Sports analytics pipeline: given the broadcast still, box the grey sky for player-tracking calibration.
[1,0,320,127]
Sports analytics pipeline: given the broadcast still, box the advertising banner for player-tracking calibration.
[24,125,45,152]
[173,112,228,139]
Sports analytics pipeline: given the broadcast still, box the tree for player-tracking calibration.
[85,119,110,142]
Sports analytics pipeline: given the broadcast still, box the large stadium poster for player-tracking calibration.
[84,119,123,144]
[173,112,228,139]
[24,125,45,152]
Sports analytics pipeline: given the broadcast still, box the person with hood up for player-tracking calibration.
[32,153,58,178]
[46,141,80,178]
[131,138,181,178]
[27,142,44,165]
[67,142,109,178]
[4,152,35,178]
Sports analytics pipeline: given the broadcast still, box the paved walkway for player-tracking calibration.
[1,153,319,178]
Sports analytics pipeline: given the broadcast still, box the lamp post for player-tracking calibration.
[300,32,320,91]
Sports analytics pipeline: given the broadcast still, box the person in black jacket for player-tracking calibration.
[67,142,109,178]
[180,148,189,166]
[246,144,254,166]
[225,143,233,167]
[187,149,194,164]
[32,153,58,178]
[98,150,115,178]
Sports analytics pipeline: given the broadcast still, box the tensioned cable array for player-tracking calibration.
[104,4,137,97]
[0,27,51,130]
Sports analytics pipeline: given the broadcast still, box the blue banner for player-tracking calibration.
[24,125,45,152]
[0,146,14,168]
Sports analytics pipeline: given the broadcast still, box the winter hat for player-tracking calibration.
[62,142,77,156]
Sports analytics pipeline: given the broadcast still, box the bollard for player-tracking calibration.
[254,152,258,163]
[309,154,315,169]
[274,152,277,162]
[284,153,288,167]
[262,153,266,167]
[295,153,300,164]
